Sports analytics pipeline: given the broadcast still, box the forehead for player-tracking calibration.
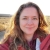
[20,7,38,16]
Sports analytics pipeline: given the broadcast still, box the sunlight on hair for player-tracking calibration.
[44,16,50,33]
[4,14,16,39]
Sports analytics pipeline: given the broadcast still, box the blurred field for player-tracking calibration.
[0,17,11,31]
[0,16,50,40]
[46,16,50,25]
[0,16,11,40]
[0,16,50,31]
[45,16,50,33]
[0,17,10,24]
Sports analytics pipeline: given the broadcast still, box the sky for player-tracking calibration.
[0,0,50,16]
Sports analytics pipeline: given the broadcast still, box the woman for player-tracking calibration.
[0,2,48,50]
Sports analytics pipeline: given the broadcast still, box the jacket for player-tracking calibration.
[40,34,50,50]
[0,34,49,50]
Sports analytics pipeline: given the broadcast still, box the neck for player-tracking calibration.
[24,34,34,42]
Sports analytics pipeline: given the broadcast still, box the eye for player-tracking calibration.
[22,18,27,20]
[32,18,38,20]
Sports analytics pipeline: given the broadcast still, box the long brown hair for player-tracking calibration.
[1,2,48,50]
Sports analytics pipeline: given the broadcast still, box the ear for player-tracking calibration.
[40,34,50,50]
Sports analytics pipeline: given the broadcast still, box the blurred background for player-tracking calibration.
[0,0,50,40]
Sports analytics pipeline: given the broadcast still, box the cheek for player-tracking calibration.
[20,21,26,27]
[34,21,39,26]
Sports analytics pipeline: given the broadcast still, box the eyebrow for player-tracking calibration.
[23,16,27,17]
[32,16,37,17]
[23,16,38,17]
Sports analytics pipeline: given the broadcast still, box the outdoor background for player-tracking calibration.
[0,14,50,41]
[0,0,50,40]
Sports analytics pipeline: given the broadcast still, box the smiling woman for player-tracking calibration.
[0,2,49,50]
[19,7,39,37]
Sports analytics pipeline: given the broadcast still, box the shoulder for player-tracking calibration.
[0,36,13,50]
[40,34,50,50]
[0,40,10,50]
[0,42,9,50]
[0,44,8,50]
[39,34,48,42]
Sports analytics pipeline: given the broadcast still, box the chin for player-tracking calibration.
[25,32,34,35]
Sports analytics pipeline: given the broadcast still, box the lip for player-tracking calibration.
[26,27,33,29]
[26,26,34,28]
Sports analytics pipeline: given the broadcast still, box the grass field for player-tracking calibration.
[0,16,50,40]
[46,16,50,25]
[0,17,11,40]
[0,16,50,32]
[0,17,10,24]
[0,17,11,31]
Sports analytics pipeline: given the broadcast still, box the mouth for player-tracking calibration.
[26,27,33,29]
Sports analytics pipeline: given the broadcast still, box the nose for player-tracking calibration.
[27,19,33,25]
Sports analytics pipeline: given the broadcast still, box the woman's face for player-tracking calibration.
[19,7,39,35]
